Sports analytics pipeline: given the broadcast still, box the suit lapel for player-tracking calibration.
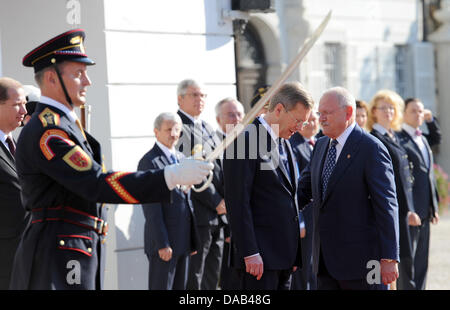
[285,140,298,193]
[256,119,294,192]
[401,129,428,169]
[153,144,171,169]
[0,142,16,172]
[321,127,362,205]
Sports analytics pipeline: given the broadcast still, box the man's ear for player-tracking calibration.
[346,105,354,121]
[44,69,58,86]
[274,103,284,116]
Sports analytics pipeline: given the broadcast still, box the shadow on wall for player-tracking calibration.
[115,205,149,290]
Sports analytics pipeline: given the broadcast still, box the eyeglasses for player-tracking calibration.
[283,106,308,129]
[184,92,207,99]
[376,106,395,112]
[226,112,243,119]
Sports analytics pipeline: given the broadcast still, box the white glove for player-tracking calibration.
[164,157,214,190]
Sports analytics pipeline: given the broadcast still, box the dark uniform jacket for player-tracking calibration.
[10,102,170,290]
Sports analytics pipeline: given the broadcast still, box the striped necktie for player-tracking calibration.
[321,139,338,199]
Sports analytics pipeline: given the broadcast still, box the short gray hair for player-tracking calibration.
[177,79,203,96]
[269,82,314,112]
[215,97,243,116]
[154,112,182,130]
[322,87,356,117]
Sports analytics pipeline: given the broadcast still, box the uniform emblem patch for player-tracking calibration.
[40,129,74,160]
[63,146,92,171]
[39,108,60,127]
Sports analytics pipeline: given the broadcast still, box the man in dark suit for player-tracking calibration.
[397,98,440,290]
[297,87,400,290]
[138,112,200,290]
[215,97,244,290]
[0,77,30,289]
[10,30,213,290]
[289,110,320,290]
[175,79,225,290]
[223,82,314,290]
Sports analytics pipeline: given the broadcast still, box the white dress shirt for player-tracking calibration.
[179,109,202,126]
[0,129,13,154]
[333,122,356,163]
[155,141,178,163]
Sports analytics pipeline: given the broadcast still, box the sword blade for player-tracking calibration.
[206,10,332,162]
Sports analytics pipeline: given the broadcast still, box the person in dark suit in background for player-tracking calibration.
[0,77,30,289]
[215,97,244,290]
[289,110,320,290]
[367,90,416,290]
[224,82,314,290]
[138,112,200,290]
[397,97,441,290]
[175,79,225,290]
[297,86,400,290]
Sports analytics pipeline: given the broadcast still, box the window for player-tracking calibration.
[395,45,408,99]
[324,43,343,89]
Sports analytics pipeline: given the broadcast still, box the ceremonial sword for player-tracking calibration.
[192,11,332,192]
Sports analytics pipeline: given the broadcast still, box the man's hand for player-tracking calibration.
[424,109,433,122]
[164,158,214,190]
[380,259,399,285]
[216,199,227,215]
[158,247,173,262]
[408,211,422,226]
[244,254,264,280]
[431,212,440,225]
[300,227,306,239]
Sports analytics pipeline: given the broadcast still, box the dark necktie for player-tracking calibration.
[278,139,291,179]
[321,139,338,200]
[5,136,16,156]
[169,153,178,164]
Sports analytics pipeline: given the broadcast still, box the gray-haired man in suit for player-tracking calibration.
[138,112,200,290]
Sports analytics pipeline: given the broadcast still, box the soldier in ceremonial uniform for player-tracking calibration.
[9,29,213,290]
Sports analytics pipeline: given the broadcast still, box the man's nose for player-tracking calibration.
[20,104,27,115]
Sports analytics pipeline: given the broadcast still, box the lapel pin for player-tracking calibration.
[347,154,351,159]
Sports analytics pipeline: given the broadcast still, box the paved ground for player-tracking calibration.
[426,212,450,290]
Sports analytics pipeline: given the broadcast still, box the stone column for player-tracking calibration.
[280,0,311,82]
[429,1,450,173]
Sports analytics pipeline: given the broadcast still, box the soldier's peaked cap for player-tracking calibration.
[23,29,95,73]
